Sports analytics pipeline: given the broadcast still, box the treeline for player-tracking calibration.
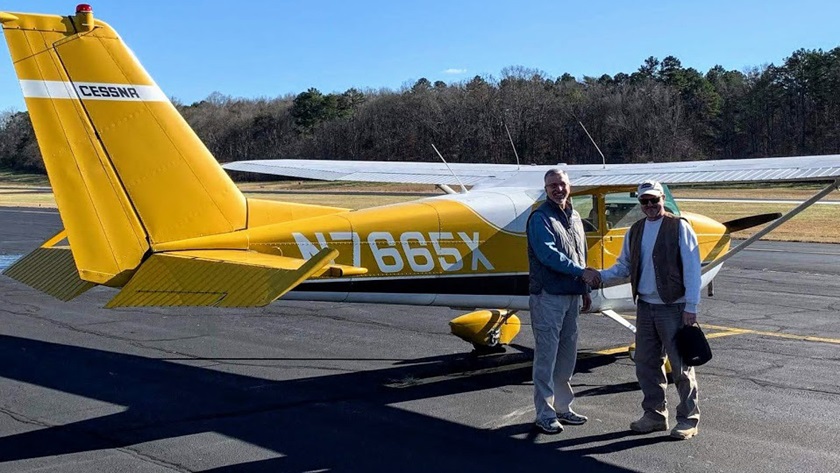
[2,48,840,175]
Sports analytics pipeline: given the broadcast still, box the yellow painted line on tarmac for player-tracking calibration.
[386,346,634,389]
[616,315,840,345]
[701,323,840,345]
[386,323,840,389]
[592,345,633,356]
[704,329,749,340]
[385,361,533,388]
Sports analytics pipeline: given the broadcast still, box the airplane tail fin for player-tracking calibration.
[1,8,246,285]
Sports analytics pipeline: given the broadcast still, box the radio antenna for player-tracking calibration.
[578,120,607,169]
[431,144,468,193]
[504,123,521,171]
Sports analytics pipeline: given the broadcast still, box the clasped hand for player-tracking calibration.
[582,267,601,288]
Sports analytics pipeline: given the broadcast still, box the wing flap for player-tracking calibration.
[105,248,358,308]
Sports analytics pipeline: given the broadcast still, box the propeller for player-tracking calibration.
[722,212,782,233]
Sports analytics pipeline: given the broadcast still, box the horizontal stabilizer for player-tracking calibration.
[723,212,782,233]
[105,248,362,308]
[3,247,95,301]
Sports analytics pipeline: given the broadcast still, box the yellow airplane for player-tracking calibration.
[2,5,840,352]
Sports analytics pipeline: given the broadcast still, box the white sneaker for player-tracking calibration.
[535,417,563,434]
[557,411,588,425]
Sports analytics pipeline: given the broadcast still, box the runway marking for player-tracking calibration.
[385,361,533,388]
[622,315,840,344]
[741,247,840,256]
[623,315,840,344]
[704,329,749,339]
[0,254,21,271]
[677,198,840,205]
[385,346,634,388]
[702,323,840,345]
[591,345,633,356]
[385,323,840,388]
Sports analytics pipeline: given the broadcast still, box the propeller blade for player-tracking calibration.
[723,212,782,233]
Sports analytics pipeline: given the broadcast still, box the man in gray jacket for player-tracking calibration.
[527,169,599,434]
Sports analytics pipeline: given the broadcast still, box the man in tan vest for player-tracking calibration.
[590,180,702,440]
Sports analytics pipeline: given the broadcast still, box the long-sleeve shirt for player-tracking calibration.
[600,218,702,313]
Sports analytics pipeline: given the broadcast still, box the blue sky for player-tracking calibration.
[1,0,839,111]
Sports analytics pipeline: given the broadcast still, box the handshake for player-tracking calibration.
[582,267,602,288]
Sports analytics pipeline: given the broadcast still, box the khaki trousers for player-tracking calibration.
[530,291,580,422]
[635,300,700,427]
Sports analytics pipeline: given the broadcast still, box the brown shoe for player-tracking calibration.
[630,415,668,434]
[670,422,698,440]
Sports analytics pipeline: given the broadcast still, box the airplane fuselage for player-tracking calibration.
[157,186,729,312]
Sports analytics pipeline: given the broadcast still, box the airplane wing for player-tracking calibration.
[223,154,840,189]
[222,159,521,187]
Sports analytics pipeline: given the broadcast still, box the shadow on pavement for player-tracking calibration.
[0,335,638,472]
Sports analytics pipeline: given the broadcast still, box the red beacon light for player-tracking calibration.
[75,4,94,32]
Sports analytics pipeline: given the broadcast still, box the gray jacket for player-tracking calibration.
[526,199,589,295]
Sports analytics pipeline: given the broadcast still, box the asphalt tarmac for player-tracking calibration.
[0,207,839,472]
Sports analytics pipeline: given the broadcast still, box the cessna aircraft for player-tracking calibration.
[2,5,840,352]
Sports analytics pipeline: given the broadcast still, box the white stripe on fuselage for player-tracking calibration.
[20,80,168,102]
[425,187,542,234]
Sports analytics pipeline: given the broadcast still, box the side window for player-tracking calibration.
[571,195,598,233]
[604,192,645,230]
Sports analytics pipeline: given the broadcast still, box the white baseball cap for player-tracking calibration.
[637,180,664,198]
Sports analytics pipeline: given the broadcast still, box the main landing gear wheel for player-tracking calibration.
[470,343,507,356]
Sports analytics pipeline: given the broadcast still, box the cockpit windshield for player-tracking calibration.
[602,184,680,230]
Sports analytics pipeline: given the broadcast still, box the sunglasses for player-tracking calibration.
[638,197,661,205]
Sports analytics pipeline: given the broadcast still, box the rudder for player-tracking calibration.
[1,7,247,285]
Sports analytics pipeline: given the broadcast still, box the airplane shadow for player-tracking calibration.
[551,430,674,453]
[0,335,639,472]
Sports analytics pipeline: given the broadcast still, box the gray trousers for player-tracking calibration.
[635,300,700,427]
[530,291,580,422]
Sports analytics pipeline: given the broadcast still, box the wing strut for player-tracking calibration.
[601,309,637,333]
[431,144,468,193]
[436,184,458,195]
[702,177,840,275]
